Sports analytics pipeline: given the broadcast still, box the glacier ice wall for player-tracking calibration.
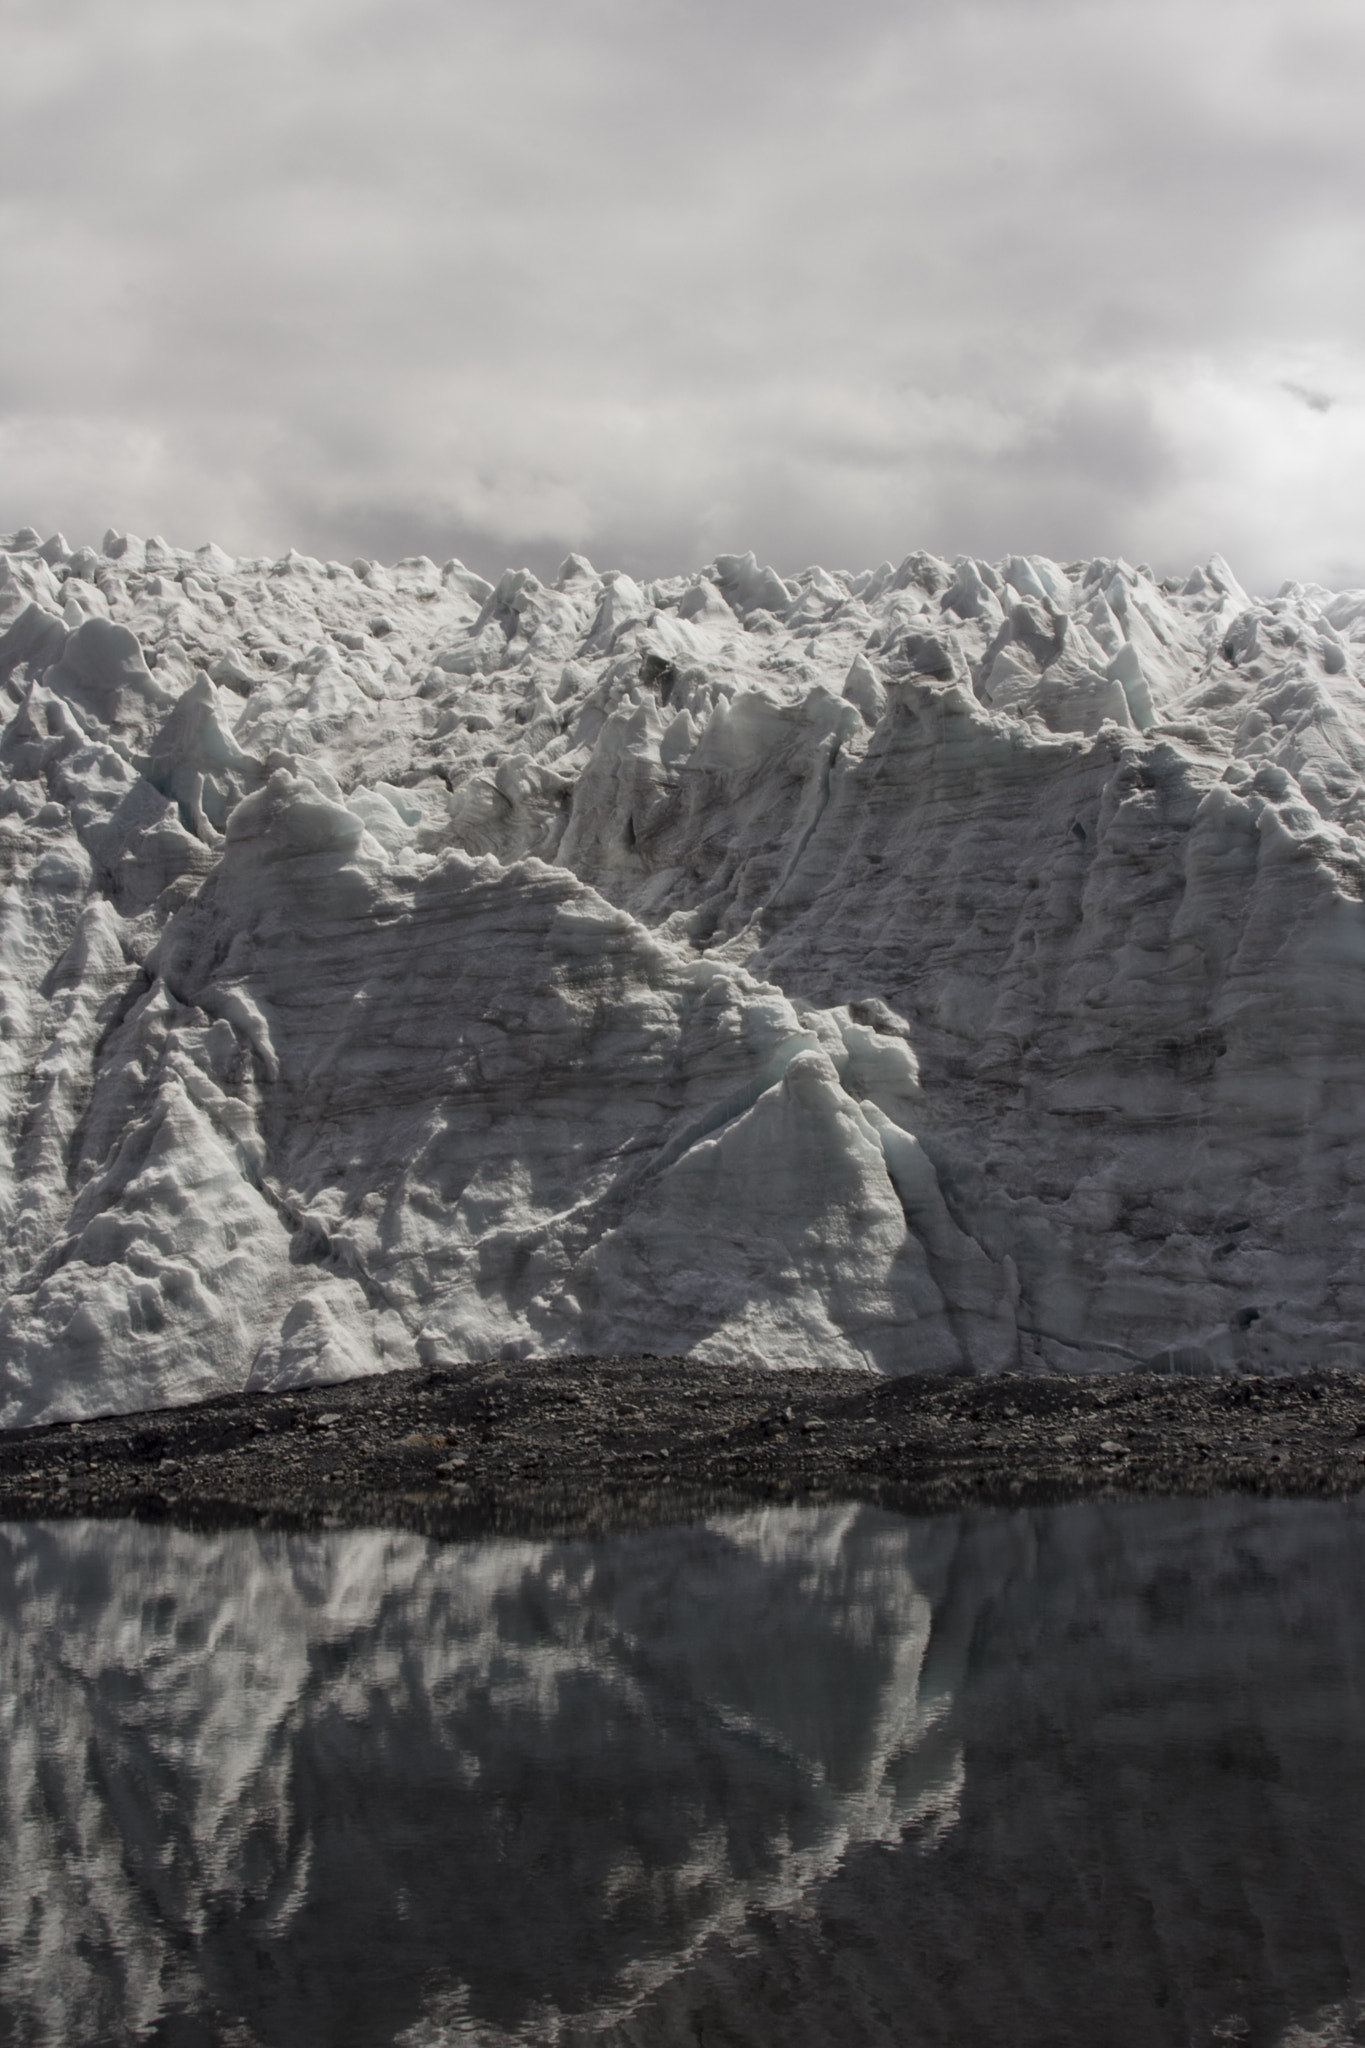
[3,523,1365,1420]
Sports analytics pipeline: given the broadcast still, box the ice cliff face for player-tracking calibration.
[3,523,1365,1421]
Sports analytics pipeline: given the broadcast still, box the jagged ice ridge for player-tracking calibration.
[2,522,1364,1424]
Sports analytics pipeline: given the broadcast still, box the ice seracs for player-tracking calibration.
[3,527,1365,1423]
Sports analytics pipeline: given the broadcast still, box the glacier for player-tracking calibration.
[3,523,1365,1423]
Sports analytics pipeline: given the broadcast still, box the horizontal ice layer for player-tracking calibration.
[2,527,1365,1419]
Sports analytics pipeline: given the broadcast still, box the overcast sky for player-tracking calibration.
[2,0,1363,589]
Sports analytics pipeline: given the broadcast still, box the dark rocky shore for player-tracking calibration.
[3,1355,1365,1539]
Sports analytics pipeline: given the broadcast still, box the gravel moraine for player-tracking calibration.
[4,1356,1365,1539]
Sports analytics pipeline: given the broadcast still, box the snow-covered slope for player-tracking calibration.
[3,523,1365,1421]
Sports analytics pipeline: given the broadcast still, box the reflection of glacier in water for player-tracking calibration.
[0,1505,959,2047]
[3,1500,1365,2047]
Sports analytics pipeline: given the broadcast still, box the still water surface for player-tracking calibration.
[3,1497,1365,2047]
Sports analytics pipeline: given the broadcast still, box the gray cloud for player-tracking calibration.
[3,0,1364,590]
[1283,382,1336,414]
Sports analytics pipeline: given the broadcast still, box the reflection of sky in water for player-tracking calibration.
[0,1498,1364,2046]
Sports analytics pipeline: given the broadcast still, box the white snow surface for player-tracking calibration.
[3,524,1365,1422]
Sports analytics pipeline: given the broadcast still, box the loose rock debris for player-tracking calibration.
[3,1355,1365,1541]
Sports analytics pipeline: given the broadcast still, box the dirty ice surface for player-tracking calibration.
[4,525,1365,1423]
